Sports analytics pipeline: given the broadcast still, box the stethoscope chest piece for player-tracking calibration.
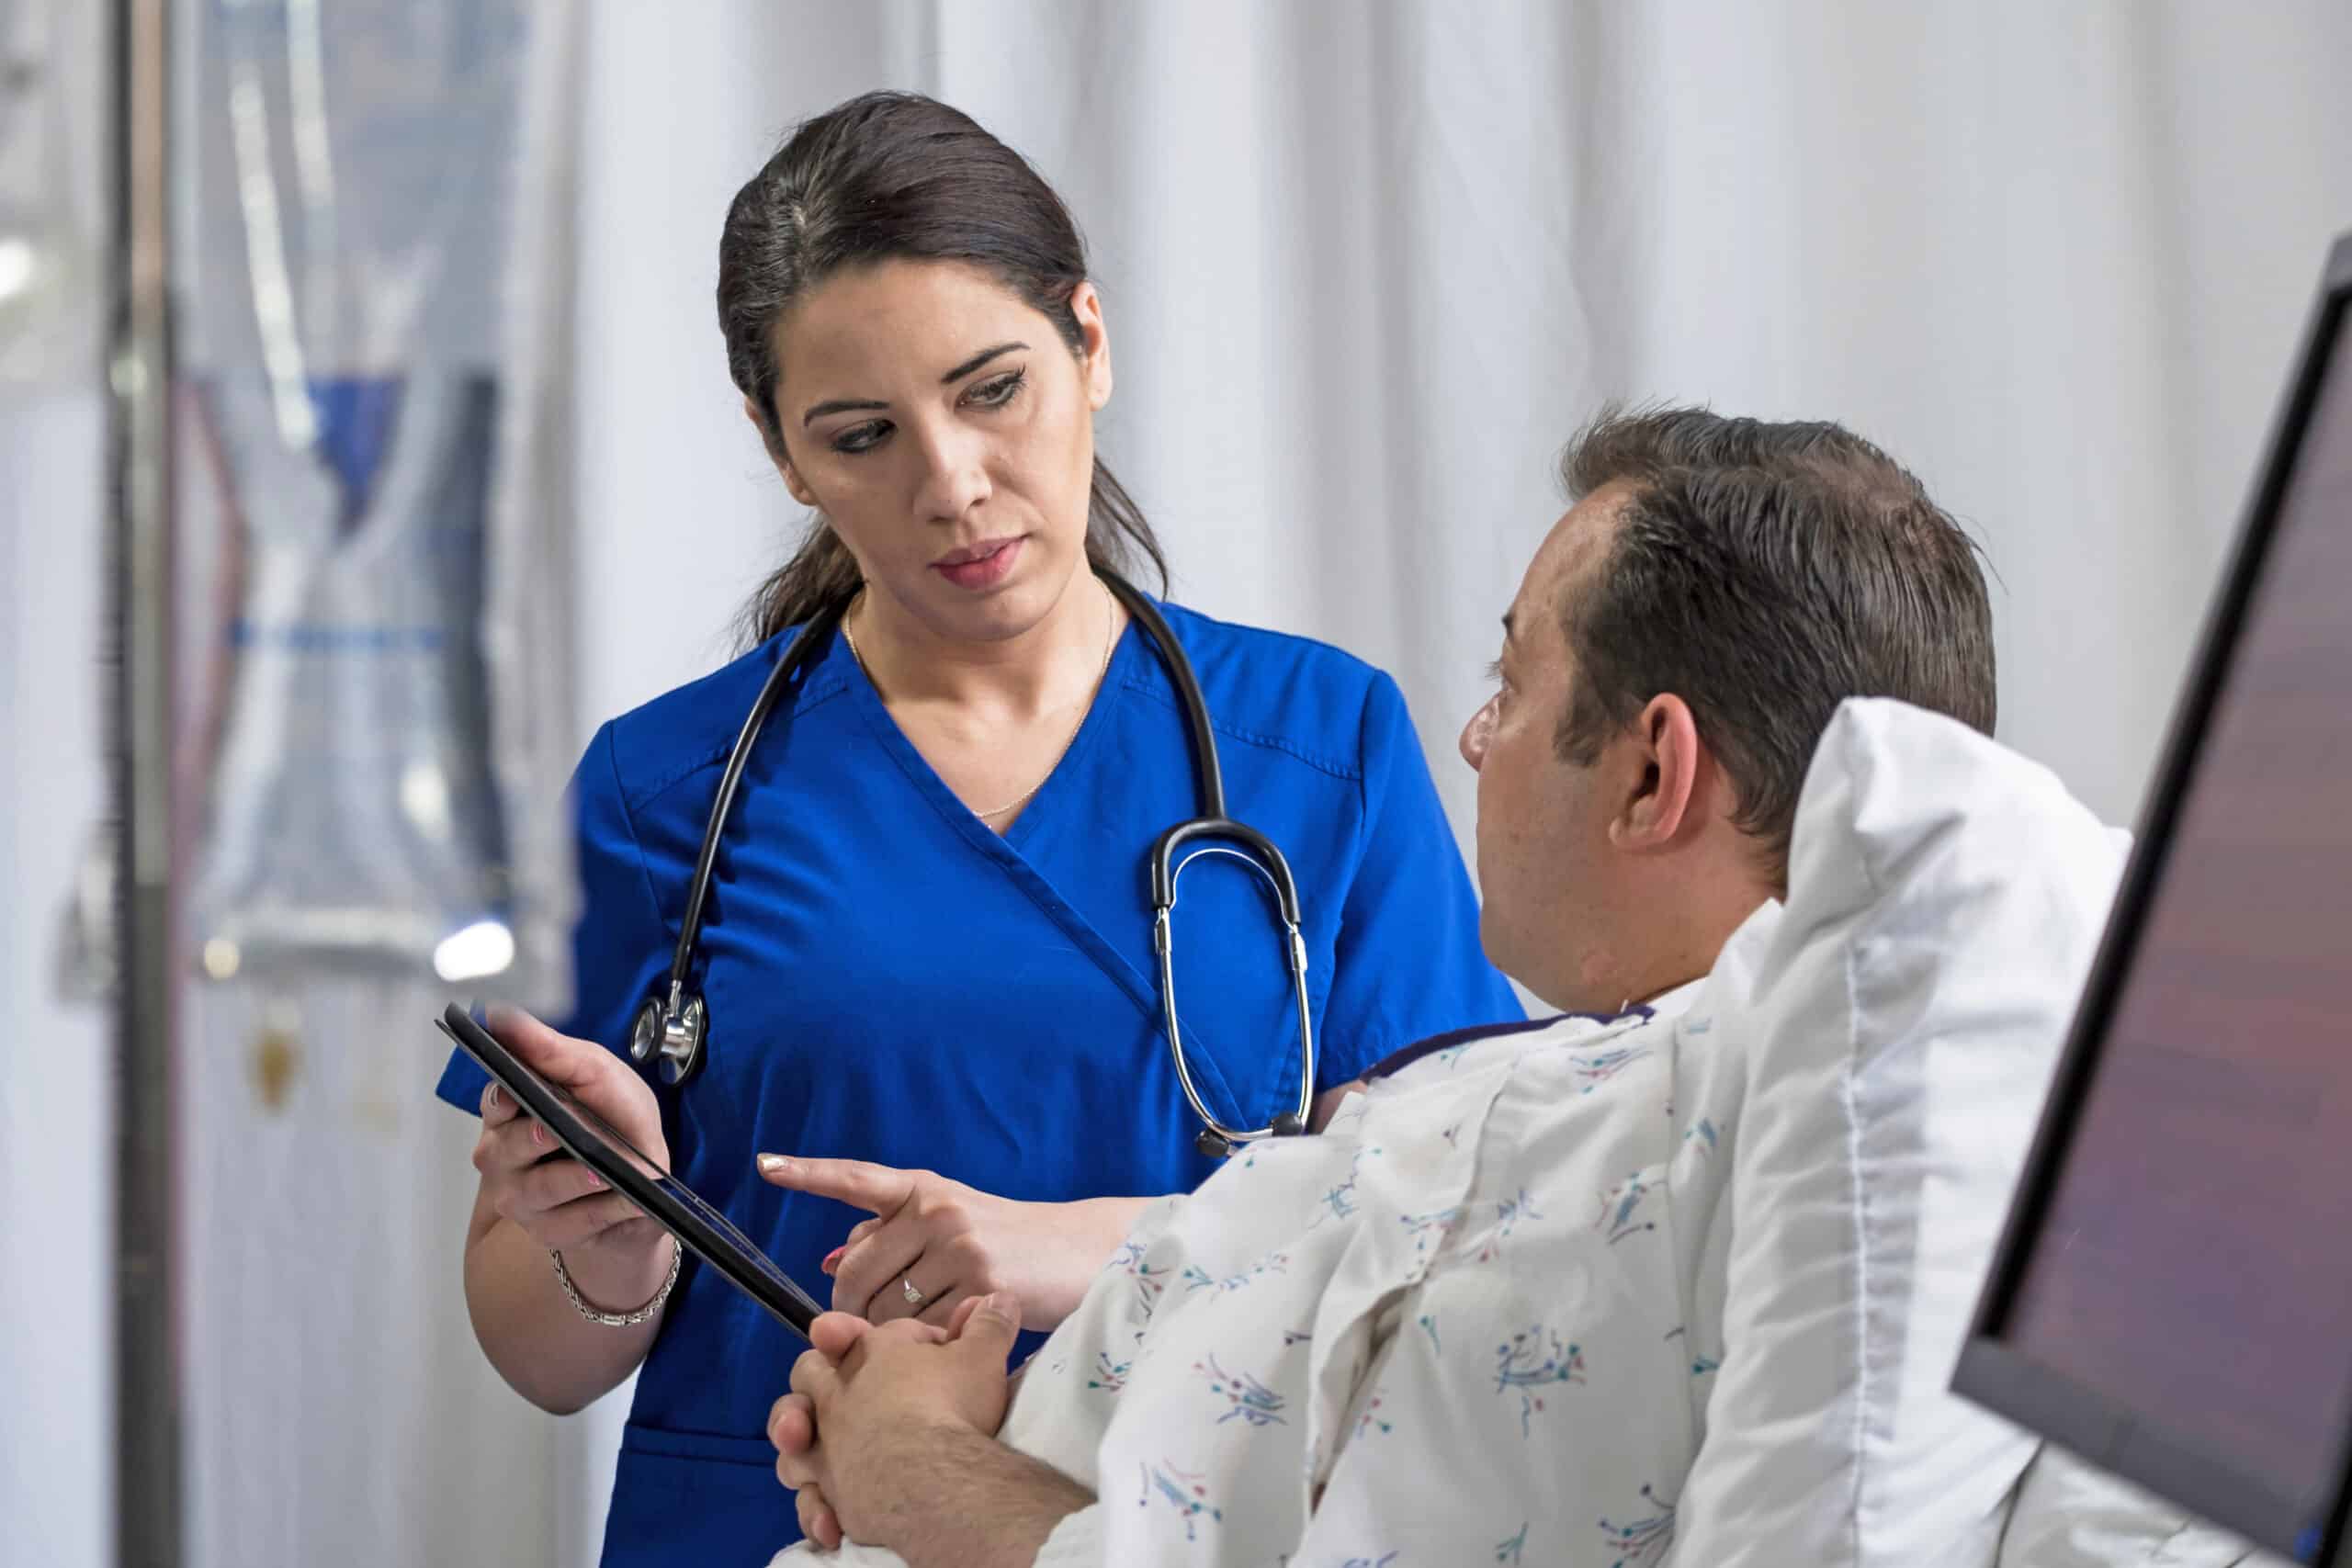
[629,988,707,1086]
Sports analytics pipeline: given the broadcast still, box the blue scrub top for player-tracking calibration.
[435,598,1520,1564]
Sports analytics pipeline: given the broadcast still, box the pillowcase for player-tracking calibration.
[1669,697,2133,1567]
[1995,1445,2264,1568]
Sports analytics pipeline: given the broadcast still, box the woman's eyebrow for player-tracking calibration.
[802,396,888,426]
[800,341,1031,427]
[940,341,1028,383]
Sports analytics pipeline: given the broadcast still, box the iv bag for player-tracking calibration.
[190,371,514,978]
[182,0,575,999]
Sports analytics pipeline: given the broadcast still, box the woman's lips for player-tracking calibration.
[932,536,1023,590]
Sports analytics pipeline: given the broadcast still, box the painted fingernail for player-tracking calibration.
[758,1154,789,1178]
[820,1247,844,1276]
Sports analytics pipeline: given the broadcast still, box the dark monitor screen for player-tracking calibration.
[1957,235,2352,1564]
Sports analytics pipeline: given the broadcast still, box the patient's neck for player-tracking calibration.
[1557,883,1771,1017]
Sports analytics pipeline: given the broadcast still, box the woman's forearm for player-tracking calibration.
[1034,1196,1154,1326]
[461,1185,669,1415]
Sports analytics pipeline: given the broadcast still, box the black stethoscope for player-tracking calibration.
[626,570,1317,1156]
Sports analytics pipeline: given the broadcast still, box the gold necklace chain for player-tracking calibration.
[840,576,1116,820]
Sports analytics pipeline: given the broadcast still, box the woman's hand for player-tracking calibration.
[470,1006,673,1303]
[756,1156,1142,1330]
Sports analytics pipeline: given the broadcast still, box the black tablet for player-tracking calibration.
[436,1002,822,1341]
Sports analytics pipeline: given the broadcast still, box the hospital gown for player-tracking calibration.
[776,988,1735,1567]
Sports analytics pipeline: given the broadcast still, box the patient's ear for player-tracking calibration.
[1610,694,1704,853]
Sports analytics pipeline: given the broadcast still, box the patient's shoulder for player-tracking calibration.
[1365,1004,1668,1087]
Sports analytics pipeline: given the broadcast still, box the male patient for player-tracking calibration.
[764,406,1997,1566]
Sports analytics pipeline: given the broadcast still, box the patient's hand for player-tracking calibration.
[766,1317,861,1551]
[769,1294,1023,1551]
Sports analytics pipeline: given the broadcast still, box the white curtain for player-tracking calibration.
[554,0,2351,1554]
[5,2,2348,1564]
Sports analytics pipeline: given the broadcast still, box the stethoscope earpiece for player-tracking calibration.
[1195,1111,1308,1160]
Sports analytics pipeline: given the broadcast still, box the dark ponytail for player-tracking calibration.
[717,91,1168,645]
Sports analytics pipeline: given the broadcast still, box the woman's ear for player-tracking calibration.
[1611,694,1703,853]
[746,394,819,507]
[1069,281,1114,411]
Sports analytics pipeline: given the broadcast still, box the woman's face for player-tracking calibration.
[762,258,1114,643]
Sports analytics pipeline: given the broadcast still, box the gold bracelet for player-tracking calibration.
[549,1236,680,1327]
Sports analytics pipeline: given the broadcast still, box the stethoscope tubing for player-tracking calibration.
[638,568,1317,1153]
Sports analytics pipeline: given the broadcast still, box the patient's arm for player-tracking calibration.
[863,1427,1093,1568]
[1277,1277,1687,1567]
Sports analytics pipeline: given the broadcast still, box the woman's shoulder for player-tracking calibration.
[586,627,842,819]
[1146,600,1408,780]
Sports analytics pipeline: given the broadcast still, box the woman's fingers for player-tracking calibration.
[755,1155,919,1218]
[831,1211,933,1322]
[471,1110,556,1179]
[503,1153,609,1216]
[482,1007,667,1164]
[528,1190,649,1252]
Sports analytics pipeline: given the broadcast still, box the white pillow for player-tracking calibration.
[1669,697,2133,1567]
[1996,1446,2267,1568]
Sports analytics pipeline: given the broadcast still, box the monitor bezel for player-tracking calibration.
[1953,231,2352,1565]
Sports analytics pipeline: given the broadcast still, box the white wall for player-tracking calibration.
[571,0,2352,844]
[2,1,112,1561]
[1,393,113,1568]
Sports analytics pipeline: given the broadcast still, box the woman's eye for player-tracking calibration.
[967,368,1025,409]
[832,421,889,455]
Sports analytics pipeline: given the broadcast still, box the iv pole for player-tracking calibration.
[107,0,179,1559]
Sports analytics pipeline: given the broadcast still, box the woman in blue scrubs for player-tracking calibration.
[438,90,1519,1564]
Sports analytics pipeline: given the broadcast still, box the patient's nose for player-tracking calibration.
[1460,696,1496,770]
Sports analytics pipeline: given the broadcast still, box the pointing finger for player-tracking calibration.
[755,1155,918,1218]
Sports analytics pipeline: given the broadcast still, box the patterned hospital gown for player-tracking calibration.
[775,989,1735,1568]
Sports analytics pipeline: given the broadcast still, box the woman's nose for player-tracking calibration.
[912,423,990,524]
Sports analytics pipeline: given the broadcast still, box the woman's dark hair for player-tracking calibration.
[718,90,1167,643]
